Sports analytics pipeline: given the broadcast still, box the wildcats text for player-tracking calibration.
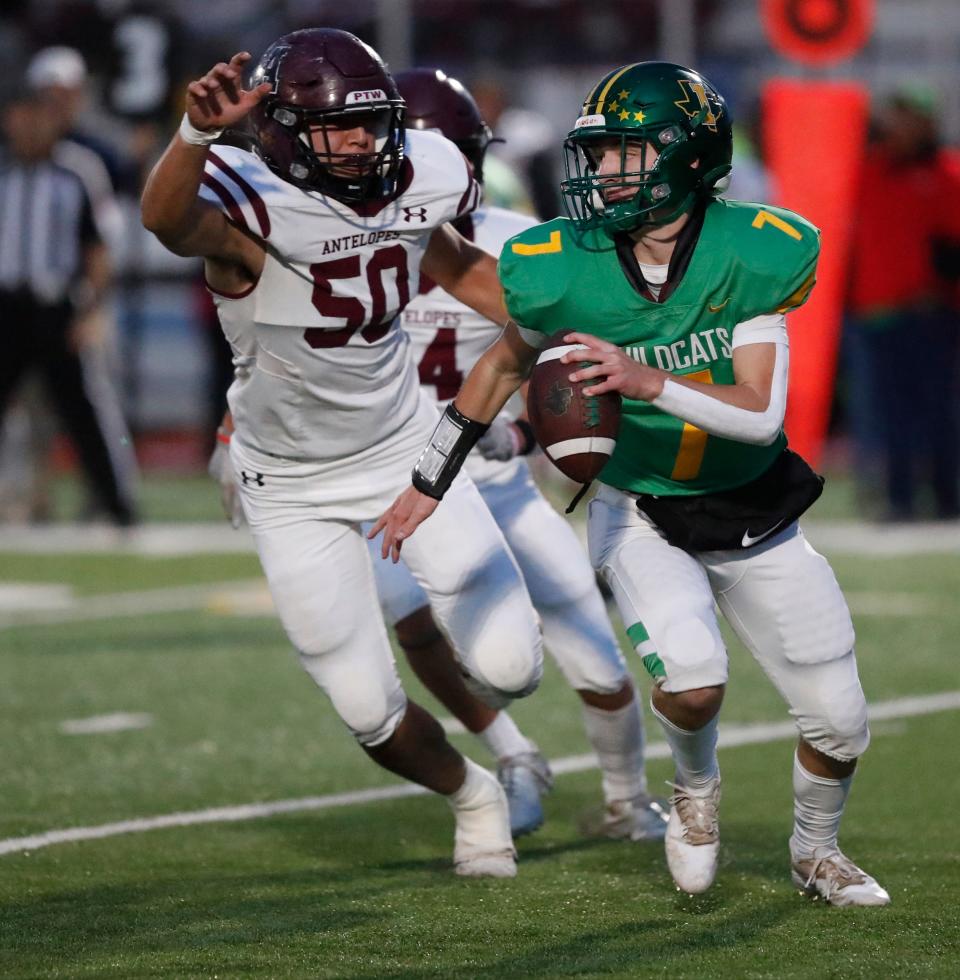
[626,326,732,372]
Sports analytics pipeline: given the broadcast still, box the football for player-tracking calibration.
[527,331,621,483]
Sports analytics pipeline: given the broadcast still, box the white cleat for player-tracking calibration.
[449,764,517,878]
[665,778,721,894]
[791,846,890,907]
[497,748,553,838]
[579,792,670,842]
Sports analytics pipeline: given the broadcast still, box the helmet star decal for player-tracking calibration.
[673,79,720,132]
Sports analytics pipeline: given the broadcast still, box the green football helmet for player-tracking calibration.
[561,62,732,235]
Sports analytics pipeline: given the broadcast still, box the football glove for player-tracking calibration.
[208,432,245,529]
[476,418,536,461]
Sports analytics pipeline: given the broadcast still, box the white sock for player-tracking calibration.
[789,752,852,859]
[478,712,532,761]
[651,700,719,794]
[580,692,647,803]
[447,757,496,809]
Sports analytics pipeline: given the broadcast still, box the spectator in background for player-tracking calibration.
[26,44,131,206]
[472,77,561,220]
[723,119,778,205]
[0,88,138,527]
[0,46,135,523]
[846,89,960,521]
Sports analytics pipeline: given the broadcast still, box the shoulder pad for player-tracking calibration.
[201,146,289,240]
[498,218,573,330]
[502,217,571,258]
[718,199,820,274]
[714,199,820,316]
[402,129,479,218]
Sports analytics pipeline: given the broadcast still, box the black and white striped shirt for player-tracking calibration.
[0,145,100,305]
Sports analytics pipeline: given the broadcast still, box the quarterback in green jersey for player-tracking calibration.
[372,61,887,907]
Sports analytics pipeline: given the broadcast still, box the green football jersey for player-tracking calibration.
[499,198,820,496]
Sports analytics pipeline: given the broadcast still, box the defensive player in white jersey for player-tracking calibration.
[141,29,544,878]
[362,68,668,841]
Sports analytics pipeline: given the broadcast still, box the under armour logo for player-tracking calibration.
[402,206,428,223]
[240,471,265,487]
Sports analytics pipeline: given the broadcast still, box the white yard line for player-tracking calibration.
[1,519,959,557]
[0,579,270,629]
[2,690,957,858]
[59,713,154,735]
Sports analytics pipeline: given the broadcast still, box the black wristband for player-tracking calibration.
[512,418,537,456]
[412,403,490,500]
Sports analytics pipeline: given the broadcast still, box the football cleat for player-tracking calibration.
[578,792,670,841]
[791,846,891,907]
[665,777,721,894]
[450,763,517,878]
[497,749,553,838]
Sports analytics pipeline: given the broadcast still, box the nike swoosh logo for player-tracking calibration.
[741,520,785,548]
[708,298,730,313]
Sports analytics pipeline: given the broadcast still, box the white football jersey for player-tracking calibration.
[205,283,257,423]
[199,129,481,461]
[402,205,537,483]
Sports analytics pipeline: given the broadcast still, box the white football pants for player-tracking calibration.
[588,484,869,762]
[369,460,628,694]
[232,424,543,746]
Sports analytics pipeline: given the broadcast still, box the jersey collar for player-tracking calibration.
[613,201,707,304]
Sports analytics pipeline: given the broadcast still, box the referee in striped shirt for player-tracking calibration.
[0,88,137,526]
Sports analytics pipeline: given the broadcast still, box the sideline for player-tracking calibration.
[2,690,957,858]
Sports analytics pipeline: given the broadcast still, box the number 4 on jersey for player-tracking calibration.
[418,328,463,401]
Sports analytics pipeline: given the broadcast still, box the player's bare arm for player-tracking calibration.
[141,52,271,284]
[421,223,510,327]
[369,323,539,562]
[454,322,539,421]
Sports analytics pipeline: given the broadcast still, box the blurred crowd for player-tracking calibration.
[1,1,959,525]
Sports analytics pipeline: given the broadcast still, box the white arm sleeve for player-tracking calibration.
[652,341,789,446]
[730,312,788,348]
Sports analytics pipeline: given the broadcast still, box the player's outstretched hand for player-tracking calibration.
[368,486,439,562]
[561,331,666,402]
[185,52,272,134]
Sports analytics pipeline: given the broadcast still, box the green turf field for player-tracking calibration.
[1,474,958,977]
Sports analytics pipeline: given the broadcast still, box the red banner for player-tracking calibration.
[763,79,869,465]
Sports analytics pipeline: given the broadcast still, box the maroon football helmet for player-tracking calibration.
[394,68,495,184]
[249,29,405,202]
